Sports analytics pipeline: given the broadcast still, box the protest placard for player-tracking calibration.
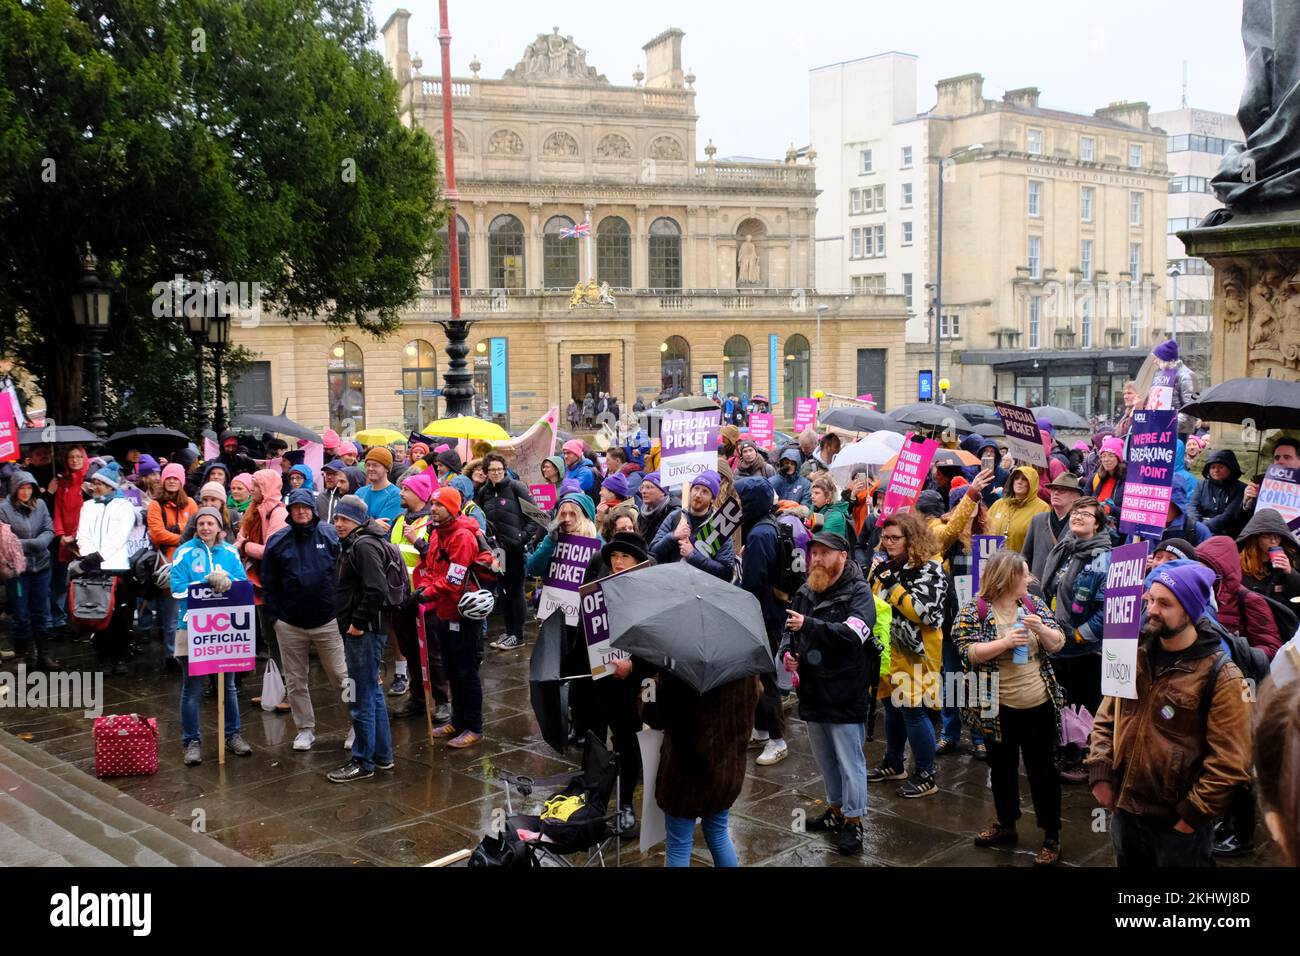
[0,392,18,462]
[694,494,745,559]
[1118,410,1177,540]
[529,483,557,511]
[537,532,602,624]
[993,401,1049,468]
[748,413,774,450]
[1101,541,1150,699]
[1258,465,1300,529]
[881,433,939,518]
[972,535,1006,593]
[580,572,640,680]
[659,409,720,488]
[793,397,819,433]
[185,580,257,676]
[1147,368,1177,411]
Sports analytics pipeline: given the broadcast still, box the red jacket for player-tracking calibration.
[52,466,89,538]
[1196,535,1283,658]
[414,515,482,621]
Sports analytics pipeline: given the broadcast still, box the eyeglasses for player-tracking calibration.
[880,534,906,542]
[487,467,506,474]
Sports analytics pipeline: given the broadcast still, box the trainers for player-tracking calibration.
[897,772,938,799]
[616,806,638,839]
[1058,763,1089,785]
[806,806,844,833]
[748,730,770,749]
[835,817,864,855]
[292,730,315,751]
[326,759,374,783]
[756,739,788,766]
[183,742,202,766]
[492,634,523,651]
[447,730,482,749]
[344,728,355,750]
[388,673,409,696]
[390,697,424,720]
[431,723,459,739]
[225,733,253,757]
[866,764,907,783]
[374,757,395,771]
[433,703,452,724]
[974,822,1018,847]
[1212,833,1254,858]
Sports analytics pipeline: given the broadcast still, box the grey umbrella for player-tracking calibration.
[1031,405,1090,430]
[819,406,909,435]
[17,425,102,446]
[659,395,721,412]
[955,403,1002,427]
[233,401,322,444]
[886,403,974,433]
[605,562,774,694]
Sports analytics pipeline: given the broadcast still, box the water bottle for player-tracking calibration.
[1012,605,1030,665]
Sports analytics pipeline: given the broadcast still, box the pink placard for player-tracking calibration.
[748,413,774,450]
[303,441,324,491]
[880,433,939,518]
[530,483,557,511]
[0,393,19,462]
[203,436,220,462]
[793,397,818,433]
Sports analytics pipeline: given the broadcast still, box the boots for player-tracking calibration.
[31,634,65,671]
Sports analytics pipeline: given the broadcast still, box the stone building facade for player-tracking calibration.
[228,13,909,436]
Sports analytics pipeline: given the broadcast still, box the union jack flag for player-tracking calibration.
[558,219,591,239]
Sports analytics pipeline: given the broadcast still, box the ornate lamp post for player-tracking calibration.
[183,279,211,434]
[70,247,113,435]
[207,290,231,432]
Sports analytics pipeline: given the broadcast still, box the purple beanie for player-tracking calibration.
[1036,418,1055,436]
[136,454,161,478]
[558,477,583,497]
[601,472,629,499]
[641,470,665,493]
[1145,561,1215,623]
[691,469,722,500]
[1154,338,1179,361]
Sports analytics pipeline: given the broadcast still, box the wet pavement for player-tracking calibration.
[0,620,1284,867]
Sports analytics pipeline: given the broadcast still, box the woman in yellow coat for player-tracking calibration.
[987,465,1049,553]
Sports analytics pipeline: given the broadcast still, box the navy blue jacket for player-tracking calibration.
[262,491,342,630]
[736,477,784,644]
[649,506,735,580]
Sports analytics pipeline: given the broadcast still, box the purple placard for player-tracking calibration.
[1102,540,1151,699]
[660,409,721,487]
[993,400,1049,468]
[972,535,1006,593]
[537,532,602,624]
[1118,410,1177,540]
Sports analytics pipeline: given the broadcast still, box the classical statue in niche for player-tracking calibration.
[737,235,761,285]
[1221,265,1248,330]
[1249,264,1284,355]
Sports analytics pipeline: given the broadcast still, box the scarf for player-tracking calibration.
[1040,531,1110,617]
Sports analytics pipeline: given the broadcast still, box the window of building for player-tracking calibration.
[722,334,751,399]
[1029,296,1041,349]
[857,184,884,211]
[1167,133,1244,154]
[1167,217,1200,233]
[903,272,913,307]
[1128,143,1143,168]
[596,216,631,289]
[901,182,913,207]
[1080,298,1093,349]
[1167,257,1210,276]
[1028,235,1041,279]
[1028,180,1042,217]
[860,149,873,174]
[783,334,810,410]
[1169,175,1214,194]
[1016,375,1045,408]
[488,214,525,290]
[648,217,682,291]
[902,221,913,245]
[543,215,579,290]
[432,215,470,292]
[873,223,885,257]
[940,313,961,338]
[1080,136,1095,162]
[1131,297,1142,348]
[660,335,690,397]
[851,274,886,293]
[850,189,863,214]
[1129,191,1143,226]
[1027,128,1043,155]
[851,228,862,259]
[901,146,913,168]
[1129,243,1141,277]
[401,339,439,434]
[328,340,366,434]
[1081,186,1094,222]
[1081,239,1093,280]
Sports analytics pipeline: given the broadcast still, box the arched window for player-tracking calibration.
[660,335,690,398]
[488,214,525,290]
[596,216,632,289]
[328,340,366,435]
[401,339,439,433]
[649,217,682,291]
[432,215,470,293]
[783,334,810,414]
[722,335,752,400]
[543,216,579,290]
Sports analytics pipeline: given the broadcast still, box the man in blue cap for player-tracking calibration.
[1085,561,1253,866]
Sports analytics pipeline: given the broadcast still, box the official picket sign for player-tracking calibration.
[537,532,602,625]
[1101,541,1148,700]
[581,576,633,680]
[1118,410,1177,540]
[185,580,257,676]
[881,433,939,518]
[993,401,1049,469]
[660,409,721,487]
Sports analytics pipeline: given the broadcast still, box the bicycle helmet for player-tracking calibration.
[458,589,496,621]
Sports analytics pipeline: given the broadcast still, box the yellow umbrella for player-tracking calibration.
[420,416,511,442]
[354,428,406,447]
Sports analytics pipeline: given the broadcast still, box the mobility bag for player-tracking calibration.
[69,573,119,632]
[93,714,159,779]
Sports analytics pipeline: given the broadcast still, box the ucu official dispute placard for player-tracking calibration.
[185,580,257,676]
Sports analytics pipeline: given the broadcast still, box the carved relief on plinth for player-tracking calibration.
[432,128,469,155]
[1248,261,1286,364]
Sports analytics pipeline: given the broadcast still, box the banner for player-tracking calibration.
[580,574,636,680]
[993,401,1049,468]
[748,413,774,450]
[793,397,818,433]
[769,334,779,409]
[694,494,744,559]
[1147,368,1177,411]
[1101,541,1148,699]
[1258,465,1300,530]
[185,580,257,676]
[1118,410,1177,540]
[972,535,1006,593]
[529,483,557,512]
[881,432,939,518]
[659,409,720,488]
[0,392,18,463]
[537,532,601,625]
[490,337,509,415]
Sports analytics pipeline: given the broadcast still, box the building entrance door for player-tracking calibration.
[571,353,611,409]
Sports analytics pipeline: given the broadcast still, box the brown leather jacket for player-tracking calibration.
[1085,625,1253,828]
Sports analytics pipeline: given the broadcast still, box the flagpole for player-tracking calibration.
[585,206,593,282]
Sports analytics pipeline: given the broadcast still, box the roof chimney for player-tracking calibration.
[642,28,685,89]
[380,8,412,85]
[934,73,985,117]
[1094,100,1151,130]
[1003,87,1040,109]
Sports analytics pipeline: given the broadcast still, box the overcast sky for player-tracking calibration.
[383,0,1246,158]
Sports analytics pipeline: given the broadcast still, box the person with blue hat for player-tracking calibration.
[647,469,733,581]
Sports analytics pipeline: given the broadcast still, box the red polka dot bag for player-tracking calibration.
[93,714,159,779]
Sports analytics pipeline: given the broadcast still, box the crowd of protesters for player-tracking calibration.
[3,338,1300,868]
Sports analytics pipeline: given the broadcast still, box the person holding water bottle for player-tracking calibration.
[952,549,1066,865]
[1236,508,1300,609]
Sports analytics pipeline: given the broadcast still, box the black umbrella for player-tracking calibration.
[659,395,720,413]
[819,406,909,435]
[17,425,101,446]
[233,401,322,444]
[529,613,581,754]
[973,423,1005,438]
[1031,405,1090,430]
[955,403,1002,427]
[105,427,191,458]
[886,403,974,433]
[1180,376,1300,432]
[605,562,774,694]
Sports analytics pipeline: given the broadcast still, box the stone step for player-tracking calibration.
[0,730,255,867]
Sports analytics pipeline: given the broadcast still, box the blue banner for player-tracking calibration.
[490,337,508,414]
[1118,410,1177,541]
[769,334,778,408]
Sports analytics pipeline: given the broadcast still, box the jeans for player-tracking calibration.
[986,702,1060,838]
[5,568,52,645]
[439,616,483,734]
[343,630,394,771]
[882,697,936,776]
[276,620,349,731]
[180,665,240,746]
[806,720,868,818]
[1111,809,1215,867]
[48,552,69,628]
[137,597,156,631]
[155,591,180,656]
[940,633,983,746]
[502,545,527,639]
[665,811,739,867]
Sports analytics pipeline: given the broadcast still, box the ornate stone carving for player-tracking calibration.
[595,133,632,159]
[487,129,524,155]
[432,128,469,155]
[504,28,609,84]
[569,279,616,309]
[1249,262,1285,360]
[543,130,580,157]
[1221,265,1247,330]
[648,136,683,161]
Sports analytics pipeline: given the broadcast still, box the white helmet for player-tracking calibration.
[458,589,495,621]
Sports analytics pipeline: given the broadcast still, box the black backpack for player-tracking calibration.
[1237,588,1299,646]
[353,535,412,611]
[761,516,807,603]
[1201,616,1270,687]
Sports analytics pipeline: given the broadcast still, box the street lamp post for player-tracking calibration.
[207,289,231,432]
[183,279,211,435]
[934,144,983,396]
[1167,262,1182,347]
[70,247,112,435]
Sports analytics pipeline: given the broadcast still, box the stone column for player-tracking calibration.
[634,203,649,289]
[707,205,720,288]
[685,205,699,291]
[472,200,489,290]
[528,200,544,291]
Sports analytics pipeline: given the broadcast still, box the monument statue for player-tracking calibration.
[737,235,761,285]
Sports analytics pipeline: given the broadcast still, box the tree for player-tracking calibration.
[0,0,444,432]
